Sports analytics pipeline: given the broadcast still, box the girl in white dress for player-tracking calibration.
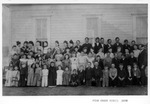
[56,65,64,85]
[5,66,13,86]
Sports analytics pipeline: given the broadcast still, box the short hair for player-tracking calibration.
[29,41,34,46]
[107,39,111,42]
[124,39,128,43]
[115,37,119,40]
[85,37,89,40]
[63,40,68,44]
[24,41,28,44]
[16,41,21,45]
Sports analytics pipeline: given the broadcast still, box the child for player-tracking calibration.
[132,63,141,85]
[27,63,35,86]
[70,52,78,71]
[103,66,109,87]
[78,65,85,85]
[109,63,118,87]
[48,62,56,86]
[95,55,104,69]
[118,63,126,87]
[41,65,49,87]
[97,48,105,60]
[33,63,42,87]
[62,67,71,86]
[56,65,64,85]
[70,69,78,86]
[12,66,20,87]
[5,66,13,86]
[126,65,133,85]
[85,62,92,86]
[92,61,103,87]
[20,63,28,87]
[125,49,130,59]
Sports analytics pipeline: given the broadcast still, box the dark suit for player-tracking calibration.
[105,44,113,53]
[113,42,122,53]
[94,43,102,54]
[92,66,103,86]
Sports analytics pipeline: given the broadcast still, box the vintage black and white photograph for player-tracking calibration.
[2,3,148,96]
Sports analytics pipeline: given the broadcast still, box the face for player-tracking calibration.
[85,38,89,43]
[104,67,108,70]
[36,42,40,46]
[36,64,39,68]
[96,38,99,43]
[28,55,31,59]
[76,40,80,45]
[108,39,112,44]
[51,63,54,67]
[14,66,18,70]
[127,66,131,70]
[65,55,69,59]
[125,49,129,53]
[119,65,123,69]
[58,66,61,70]
[111,64,115,68]
[116,38,120,43]
[88,63,91,67]
[55,42,59,47]
[65,67,69,71]
[108,48,112,53]
[44,65,47,69]
[72,53,75,57]
[94,62,98,67]
[117,47,121,52]
[83,48,87,53]
[64,42,67,47]
[101,39,104,44]
[130,52,134,56]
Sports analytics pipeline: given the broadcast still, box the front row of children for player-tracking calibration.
[5,61,147,87]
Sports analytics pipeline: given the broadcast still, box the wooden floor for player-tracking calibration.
[3,86,147,96]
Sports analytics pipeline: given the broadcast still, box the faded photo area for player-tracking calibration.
[2,4,148,96]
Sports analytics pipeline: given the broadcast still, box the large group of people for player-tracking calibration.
[4,37,148,87]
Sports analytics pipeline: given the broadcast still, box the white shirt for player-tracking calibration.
[42,69,49,76]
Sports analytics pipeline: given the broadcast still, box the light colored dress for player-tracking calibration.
[56,69,64,85]
[70,57,78,70]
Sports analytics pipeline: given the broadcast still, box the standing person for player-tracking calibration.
[116,46,122,61]
[103,52,112,68]
[70,69,78,86]
[33,63,42,87]
[138,45,147,86]
[63,54,71,71]
[75,40,82,52]
[126,65,133,86]
[48,62,56,86]
[92,61,103,87]
[16,41,21,54]
[63,67,71,86]
[5,66,13,86]
[118,63,126,87]
[41,65,49,87]
[100,38,106,53]
[133,45,141,60]
[78,65,85,86]
[56,65,64,86]
[81,37,92,54]
[85,62,93,86]
[132,63,141,85]
[113,37,122,53]
[27,63,35,86]
[109,63,118,87]
[94,37,101,54]
[122,39,130,54]
[102,66,109,87]
[19,63,28,87]
[62,40,69,54]
[105,39,113,54]
[70,52,78,71]
[130,40,136,52]
[69,40,75,54]
[34,41,43,53]
[12,66,20,87]
[112,53,120,71]
[52,41,62,58]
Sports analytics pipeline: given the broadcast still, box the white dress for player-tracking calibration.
[5,70,13,86]
[56,70,64,85]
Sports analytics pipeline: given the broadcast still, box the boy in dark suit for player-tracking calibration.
[85,62,93,86]
[118,63,126,87]
[113,37,122,53]
[94,37,101,54]
[92,61,103,87]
